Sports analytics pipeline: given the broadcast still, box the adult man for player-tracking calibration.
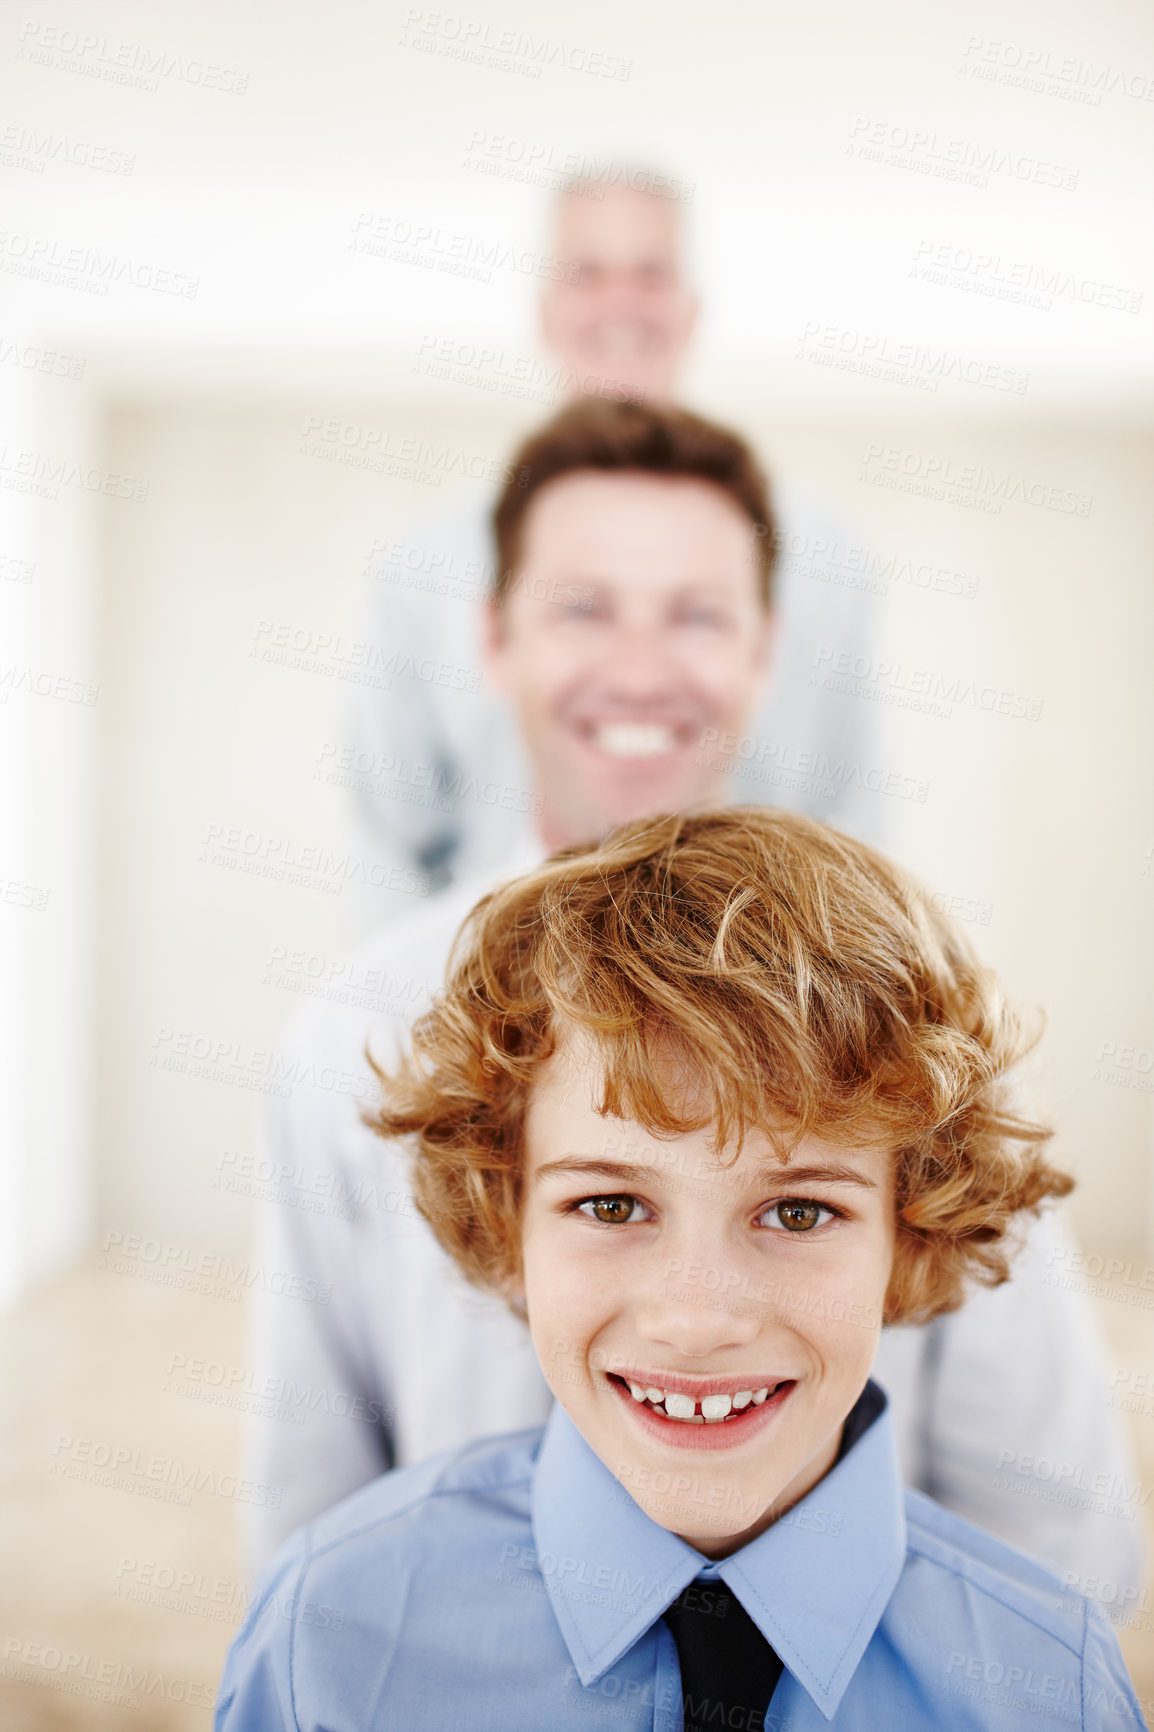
[347,177,880,924]
[248,400,1141,1609]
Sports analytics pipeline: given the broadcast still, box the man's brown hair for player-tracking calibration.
[370,808,1071,1326]
[492,399,777,607]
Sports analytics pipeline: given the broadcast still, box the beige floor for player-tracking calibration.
[2,1258,1152,1729]
[0,1261,245,1730]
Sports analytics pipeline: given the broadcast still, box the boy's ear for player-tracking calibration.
[498,1265,527,1316]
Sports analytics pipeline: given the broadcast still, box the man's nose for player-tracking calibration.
[593,267,664,307]
[598,621,677,697]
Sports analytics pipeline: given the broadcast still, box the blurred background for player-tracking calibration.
[1,0,1152,1724]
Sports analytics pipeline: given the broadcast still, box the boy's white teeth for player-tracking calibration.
[595,722,675,758]
[624,1380,782,1421]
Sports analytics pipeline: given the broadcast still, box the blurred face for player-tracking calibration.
[541,187,698,402]
[517,1039,895,1557]
[484,472,772,851]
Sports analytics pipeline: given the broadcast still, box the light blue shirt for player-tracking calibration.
[218,1383,1143,1729]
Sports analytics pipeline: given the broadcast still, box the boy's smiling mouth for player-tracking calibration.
[605,1371,797,1444]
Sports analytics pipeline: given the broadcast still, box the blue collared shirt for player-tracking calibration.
[216,1384,1144,1729]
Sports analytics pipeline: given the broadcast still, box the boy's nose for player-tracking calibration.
[631,1263,765,1359]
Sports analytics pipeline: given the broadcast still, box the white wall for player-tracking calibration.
[0,373,100,1304]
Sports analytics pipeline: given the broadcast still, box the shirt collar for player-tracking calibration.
[532,1381,905,1722]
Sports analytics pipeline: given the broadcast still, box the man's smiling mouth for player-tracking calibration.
[593,721,677,758]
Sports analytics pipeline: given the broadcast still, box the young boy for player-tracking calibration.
[216,809,1144,1730]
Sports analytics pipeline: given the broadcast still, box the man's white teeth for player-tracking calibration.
[597,324,646,359]
[595,722,675,759]
[625,1380,780,1421]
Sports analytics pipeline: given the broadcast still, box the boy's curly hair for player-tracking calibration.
[369,807,1071,1324]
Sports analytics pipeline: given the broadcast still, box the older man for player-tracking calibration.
[346,178,882,923]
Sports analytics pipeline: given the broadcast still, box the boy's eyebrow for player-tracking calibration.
[533,1157,878,1190]
[751,1163,878,1190]
[533,1158,669,1187]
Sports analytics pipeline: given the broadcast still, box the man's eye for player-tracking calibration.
[762,1199,836,1234]
[577,1195,648,1225]
[676,603,728,628]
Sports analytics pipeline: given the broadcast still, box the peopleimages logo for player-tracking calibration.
[98,1229,333,1304]
[846,116,1079,189]
[15,20,248,93]
[0,443,148,503]
[911,240,1142,315]
[810,647,1044,722]
[0,1635,217,1710]
[959,36,1154,104]
[0,229,198,297]
[147,1024,379,1102]
[397,9,632,81]
[860,444,1093,516]
[49,1432,281,1509]
[795,321,1029,395]
[463,133,692,200]
[348,213,579,285]
[0,122,135,175]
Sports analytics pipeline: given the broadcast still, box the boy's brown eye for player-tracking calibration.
[773,1200,829,1233]
[585,1196,638,1224]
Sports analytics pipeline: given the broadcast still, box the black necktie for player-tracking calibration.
[663,1576,783,1732]
[661,1386,884,1730]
